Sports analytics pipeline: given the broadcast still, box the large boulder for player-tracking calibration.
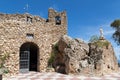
[51,35,119,76]
[52,35,89,74]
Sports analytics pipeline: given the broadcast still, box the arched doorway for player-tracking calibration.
[20,42,38,73]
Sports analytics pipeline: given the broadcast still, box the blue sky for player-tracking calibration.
[0,0,120,61]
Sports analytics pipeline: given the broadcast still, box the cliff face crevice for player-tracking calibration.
[50,35,119,76]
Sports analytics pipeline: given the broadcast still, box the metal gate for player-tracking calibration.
[20,51,30,73]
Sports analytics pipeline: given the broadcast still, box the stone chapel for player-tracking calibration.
[0,8,67,74]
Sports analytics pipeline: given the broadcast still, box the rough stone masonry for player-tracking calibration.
[0,8,67,75]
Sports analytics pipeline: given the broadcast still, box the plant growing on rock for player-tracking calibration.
[0,53,9,68]
[48,43,59,67]
[89,35,99,43]
[94,40,109,48]
[0,51,10,74]
[89,35,110,48]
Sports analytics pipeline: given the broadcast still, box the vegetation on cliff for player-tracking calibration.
[48,43,59,67]
[89,35,110,48]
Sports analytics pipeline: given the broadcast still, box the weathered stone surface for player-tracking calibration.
[53,35,89,74]
[87,40,119,76]
[0,8,67,75]
[52,35,119,76]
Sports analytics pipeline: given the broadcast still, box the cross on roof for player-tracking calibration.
[24,4,29,13]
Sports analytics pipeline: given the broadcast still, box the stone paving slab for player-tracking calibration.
[3,71,120,80]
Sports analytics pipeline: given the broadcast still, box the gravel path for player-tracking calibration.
[3,71,120,80]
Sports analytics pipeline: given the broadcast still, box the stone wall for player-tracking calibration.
[0,8,67,75]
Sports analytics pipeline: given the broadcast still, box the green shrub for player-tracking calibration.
[0,53,10,68]
[3,69,9,74]
[94,40,109,48]
[48,52,55,66]
[48,43,59,66]
[89,35,99,43]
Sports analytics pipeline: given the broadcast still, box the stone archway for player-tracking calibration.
[19,42,39,73]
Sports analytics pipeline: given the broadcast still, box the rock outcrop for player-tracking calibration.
[51,35,119,76]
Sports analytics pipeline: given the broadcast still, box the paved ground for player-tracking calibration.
[3,71,120,80]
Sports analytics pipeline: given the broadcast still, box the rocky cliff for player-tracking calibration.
[49,35,119,76]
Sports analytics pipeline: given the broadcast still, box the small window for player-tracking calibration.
[46,19,49,22]
[26,33,34,39]
[55,16,61,25]
[27,16,32,23]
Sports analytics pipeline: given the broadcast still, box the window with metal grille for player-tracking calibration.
[55,16,61,25]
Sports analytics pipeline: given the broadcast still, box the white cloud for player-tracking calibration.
[50,4,59,11]
[104,30,114,36]
[101,23,115,36]
[84,23,114,37]
[114,46,120,60]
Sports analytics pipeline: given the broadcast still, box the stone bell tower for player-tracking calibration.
[48,8,67,27]
[46,8,67,43]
